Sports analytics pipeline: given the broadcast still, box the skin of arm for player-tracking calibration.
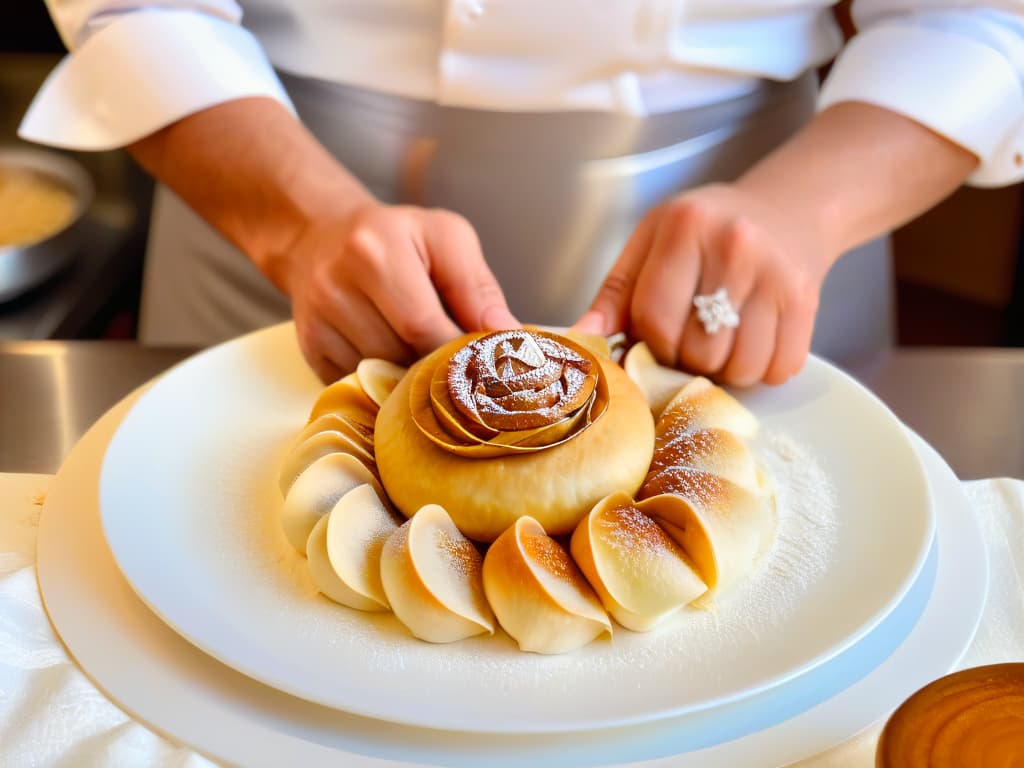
[575,101,979,385]
[129,96,518,381]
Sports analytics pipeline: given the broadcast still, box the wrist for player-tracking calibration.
[129,97,377,292]
[253,169,376,295]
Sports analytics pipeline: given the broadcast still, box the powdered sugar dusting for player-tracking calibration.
[209,427,836,699]
[436,529,480,579]
[600,503,675,560]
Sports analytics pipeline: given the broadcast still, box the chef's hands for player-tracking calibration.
[574,184,830,387]
[572,103,980,387]
[125,99,517,383]
[130,100,975,387]
[285,203,519,382]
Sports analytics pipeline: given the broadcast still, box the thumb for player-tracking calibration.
[571,211,659,335]
[572,309,608,335]
[423,212,520,332]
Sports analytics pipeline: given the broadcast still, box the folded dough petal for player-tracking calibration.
[638,468,775,592]
[658,377,758,441]
[281,452,384,553]
[307,372,378,426]
[650,428,761,494]
[623,341,694,419]
[483,516,611,654]
[380,504,494,643]
[291,412,375,456]
[571,493,706,631]
[306,483,398,612]
[278,429,376,496]
[356,358,407,408]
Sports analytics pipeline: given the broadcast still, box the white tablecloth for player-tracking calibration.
[2,472,1022,768]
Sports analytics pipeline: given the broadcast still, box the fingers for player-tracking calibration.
[764,285,817,385]
[717,286,777,386]
[299,205,517,378]
[677,222,759,375]
[344,209,464,356]
[573,209,660,336]
[629,203,703,368]
[423,211,520,333]
[295,315,360,383]
[314,285,414,364]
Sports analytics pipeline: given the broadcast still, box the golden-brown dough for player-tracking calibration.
[484,516,611,653]
[638,470,775,592]
[375,332,655,541]
[379,504,494,643]
[571,492,706,631]
[307,372,378,427]
[648,427,761,493]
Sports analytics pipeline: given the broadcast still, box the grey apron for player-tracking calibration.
[139,73,891,368]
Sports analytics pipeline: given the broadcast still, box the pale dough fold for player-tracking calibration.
[484,516,611,654]
[571,492,706,631]
[380,504,494,643]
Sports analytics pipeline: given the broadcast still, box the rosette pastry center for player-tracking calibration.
[377,329,655,541]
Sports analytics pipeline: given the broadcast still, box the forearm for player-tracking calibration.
[128,97,374,292]
[736,101,979,265]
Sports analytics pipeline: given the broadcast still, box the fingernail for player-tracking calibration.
[481,305,520,331]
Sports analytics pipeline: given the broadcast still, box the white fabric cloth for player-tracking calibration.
[17,1,1024,186]
[2,470,1022,767]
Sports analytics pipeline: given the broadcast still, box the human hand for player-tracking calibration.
[573,184,831,386]
[285,204,519,382]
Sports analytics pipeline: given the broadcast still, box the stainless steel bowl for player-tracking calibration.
[0,146,94,303]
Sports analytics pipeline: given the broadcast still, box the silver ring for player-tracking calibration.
[693,288,740,335]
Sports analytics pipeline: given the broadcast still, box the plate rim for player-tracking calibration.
[96,322,937,733]
[37,390,984,768]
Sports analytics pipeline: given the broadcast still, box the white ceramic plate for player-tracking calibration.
[98,323,934,733]
[40,391,983,767]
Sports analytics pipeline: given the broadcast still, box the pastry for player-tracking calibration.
[279,357,405,551]
[281,452,384,553]
[380,504,495,643]
[622,340,694,418]
[637,472,773,592]
[483,515,612,654]
[627,345,775,592]
[279,428,375,496]
[306,483,400,611]
[374,330,655,541]
[655,374,759,440]
[277,333,775,654]
[355,358,406,408]
[570,492,706,631]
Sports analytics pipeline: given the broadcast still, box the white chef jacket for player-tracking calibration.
[18,0,1024,187]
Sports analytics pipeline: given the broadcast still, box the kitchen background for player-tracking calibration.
[2,2,1022,350]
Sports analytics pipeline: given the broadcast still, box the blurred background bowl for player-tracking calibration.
[0,145,94,303]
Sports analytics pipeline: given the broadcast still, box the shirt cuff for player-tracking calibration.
[19,8,295,151]
[819,24,1024,187]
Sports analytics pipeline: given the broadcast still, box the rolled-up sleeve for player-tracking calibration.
[19,2,293,151]
[819,3,1024,187]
